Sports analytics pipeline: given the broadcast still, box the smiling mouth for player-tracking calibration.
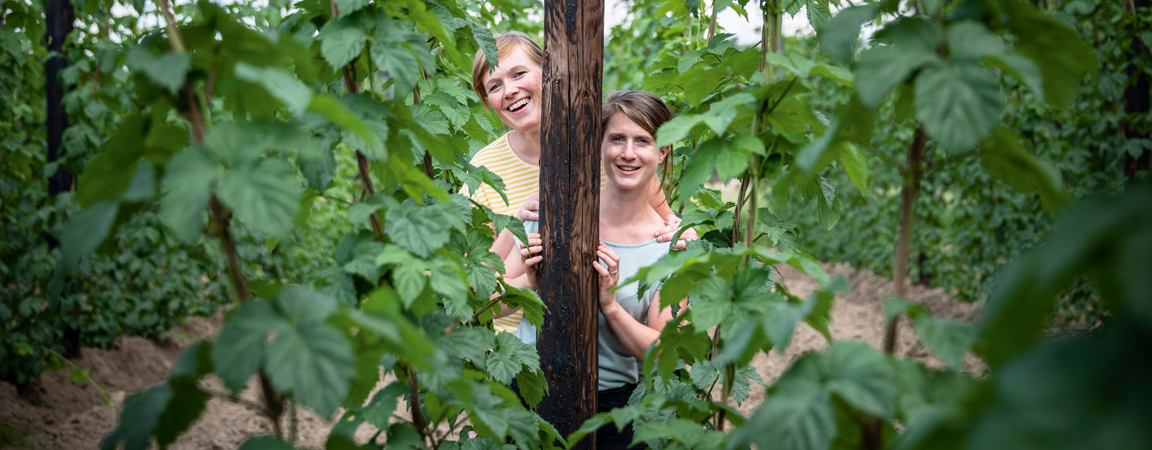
[616,165,640,173]
[508,98,529,112]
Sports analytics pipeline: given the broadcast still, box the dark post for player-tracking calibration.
[1124,0,1150,181]
[537,0,603,447]
[46,0,79,357]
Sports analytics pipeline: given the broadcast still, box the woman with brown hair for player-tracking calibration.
[511,91,687,449]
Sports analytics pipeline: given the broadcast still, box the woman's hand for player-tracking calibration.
[516,193,540,222]
[519,233,543,289]
[654,214,698,250]
[592,243,621,312]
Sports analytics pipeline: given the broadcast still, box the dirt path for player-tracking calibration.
[0,263,982,449]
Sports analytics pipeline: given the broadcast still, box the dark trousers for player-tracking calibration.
[596,384,642,450]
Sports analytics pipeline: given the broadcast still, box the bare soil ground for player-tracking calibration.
[0,263,982,449]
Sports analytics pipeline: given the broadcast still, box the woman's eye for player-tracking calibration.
[488,83,500,93]
[514,71,527,78]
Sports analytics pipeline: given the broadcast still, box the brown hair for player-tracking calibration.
[601,90,675,196]
[471,31,544,110]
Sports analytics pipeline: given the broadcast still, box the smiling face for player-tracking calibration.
[482,46,543,134]
[602,113,669,192]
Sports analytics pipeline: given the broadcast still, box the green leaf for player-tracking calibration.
[914,60,1004,152]
[385,200,467,258]
[805,0,832,30]
[819,5,879,66]
[233,63,313,114]
[371,39,422,94]
[470,22,499,70]
[656,114,705,148]
[854,45,939,109]
[211,301,284,394]
[333,0,370,17]
[266,320,356,417]
[487,332,540,385]
[729,375,834,450]
[360,382,408,429]
[217,158,301,236]
[126,45,190,93]
[77,115,147,207]
[911,315,978,370]
[820,341,897,418]
[160,147,221,242]
[1005,2,1099,108]
[320,20,367,70]
[688,276,733,330]
[515,369,547,408]
[980,127,1071,213]
[309,95,386,158]
[945,21,1006,61]
[840,143,869,195]
[100,381,208,450]
[761,295,815,354]
[59,201,118,272]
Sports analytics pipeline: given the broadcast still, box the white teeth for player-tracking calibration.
[508,98,529,111]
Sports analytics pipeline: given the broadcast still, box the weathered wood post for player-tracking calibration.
[537,0,603,447]
[46,0,79,357]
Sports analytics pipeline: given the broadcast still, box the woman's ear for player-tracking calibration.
[659,145,670,163]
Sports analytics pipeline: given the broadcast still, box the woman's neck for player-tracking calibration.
[507,129,541,166]
[600,182,662,244]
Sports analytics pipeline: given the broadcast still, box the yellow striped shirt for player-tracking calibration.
[468,132,607,334]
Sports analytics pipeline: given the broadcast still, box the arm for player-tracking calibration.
[649,180,698,249]
[594,244,681,362]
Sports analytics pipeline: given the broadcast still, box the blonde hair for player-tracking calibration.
[471,31,544,110]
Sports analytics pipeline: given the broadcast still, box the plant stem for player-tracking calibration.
[43,346,116,415]
[707,0,718,42]
[412,83,435,179]
[883,125,926,355]
[732,173,750,245]
[402,364,432,447]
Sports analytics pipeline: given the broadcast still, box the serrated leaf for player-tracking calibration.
[59,201,118,272]
[854,45,939,109]
[515,369,547,408]
[371,39,422,94]
[126,45,190,93]
[217,158,301,236]
[77,115,147,207]
[266,320,356,417]
[211,301,284,394]
[233,63,313,114]
[320,21,367,70]
[915,60,1003,152]
[333,0,370,17]
[100,381,209,450]
[819,5,879,66]
[385,201,466,258]
[469,22,499,70]
[980,127,1071,212]
[729,374,834,450]
[360,382,408,429]
[911,315,978,370]
[1005,3,1098,108]
[160,147,221,242]
[820,341,897,418]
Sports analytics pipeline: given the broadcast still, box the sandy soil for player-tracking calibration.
[0,263,982,449]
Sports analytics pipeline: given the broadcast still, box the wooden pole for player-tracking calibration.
[46,0,79,358]
[538,0,603,447]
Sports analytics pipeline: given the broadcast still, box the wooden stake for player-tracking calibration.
[538,0,603,447]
